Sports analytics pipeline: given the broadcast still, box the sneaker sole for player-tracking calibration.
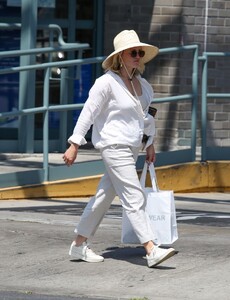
[70,256,104,263]
[148,249,177,268]
[69,253,104,263]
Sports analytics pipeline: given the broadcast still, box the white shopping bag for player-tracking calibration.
[121,162,178,245]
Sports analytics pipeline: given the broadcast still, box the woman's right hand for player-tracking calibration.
[63,143,79,166]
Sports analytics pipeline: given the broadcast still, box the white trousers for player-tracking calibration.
[75,144,153,244]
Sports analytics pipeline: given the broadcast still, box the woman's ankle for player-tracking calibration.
[143,240,155,255]
[75,235,87,246]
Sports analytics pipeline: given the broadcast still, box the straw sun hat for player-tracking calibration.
[102,30,159,70]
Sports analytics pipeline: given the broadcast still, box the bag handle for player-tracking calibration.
[140,162,159,192]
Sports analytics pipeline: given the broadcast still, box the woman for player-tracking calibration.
[63,30,176,267]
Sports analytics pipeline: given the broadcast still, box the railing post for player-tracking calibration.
[43,68,50,182]
[59,68,69,152]
[18,0,37,153]
[191,46,198,161]
[201,54,208,162]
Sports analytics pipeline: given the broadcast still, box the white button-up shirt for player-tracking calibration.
[68,70,155,149]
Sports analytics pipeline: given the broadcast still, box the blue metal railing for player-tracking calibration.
[0,42,199,188]
[0,24,202,187]
[154,45,198,163]
[200,52,230,161]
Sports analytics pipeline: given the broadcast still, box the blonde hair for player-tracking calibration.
[103,52,145,75]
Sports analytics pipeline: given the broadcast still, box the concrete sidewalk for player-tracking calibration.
[0,148,101,175]
[0,192,230,300]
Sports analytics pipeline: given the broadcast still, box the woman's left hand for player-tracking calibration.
[146,144,156,164]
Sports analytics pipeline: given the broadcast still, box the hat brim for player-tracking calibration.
[102,42,159,69]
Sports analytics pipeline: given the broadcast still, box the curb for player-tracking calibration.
[0,161,229,200]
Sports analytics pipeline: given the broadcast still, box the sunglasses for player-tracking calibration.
[129,49,145,58]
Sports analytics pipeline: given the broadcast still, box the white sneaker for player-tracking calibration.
[69,242,104,263]
[146,246,176,268]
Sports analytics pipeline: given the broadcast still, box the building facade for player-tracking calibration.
[104,0,230,153]
[0,0,229,155]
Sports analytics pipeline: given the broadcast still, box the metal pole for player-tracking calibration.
[201,54,208,162]
[18,0,37,152]
[59,68,69,152]
[191,46,198,161]
[43,68,50,182]
[95,0,105,78]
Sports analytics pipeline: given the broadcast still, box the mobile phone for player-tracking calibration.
[148,106,157,117]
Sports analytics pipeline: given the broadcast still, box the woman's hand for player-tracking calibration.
[63,143,79,166]
[146,144,156,164]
